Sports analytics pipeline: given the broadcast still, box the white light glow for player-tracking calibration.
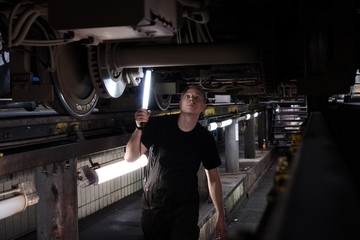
[219,119,232,128]
[95,155,148,184]
[142,70,152,109]
[237,116,246,121]
[246,114,251,120]
[0,195,26,220]
[253,112,259,118]
[208,122,218,131]
[235,121,239,141]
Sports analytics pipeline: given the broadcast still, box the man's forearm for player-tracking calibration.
[124,128,143,162]
[206,169,227,239]
[209,179,225,218]
[206,169,225,217]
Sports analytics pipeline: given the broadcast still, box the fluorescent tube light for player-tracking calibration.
[0,195,26,220]
[208,122,218,131]
[219,119,232,128]
[237,116,246,121]
[142,70,152,109]
[95,155,148,184]
[0,181,39,220]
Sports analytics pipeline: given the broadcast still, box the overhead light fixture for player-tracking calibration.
[142,70,152,110]
[77,155,149,187]
[253,112,259,118]
[245,114,251,120]
[0,181,39,220]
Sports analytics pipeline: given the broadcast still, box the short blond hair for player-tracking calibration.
[180,85,206,103]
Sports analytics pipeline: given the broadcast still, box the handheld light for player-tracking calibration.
[142,70,152,110]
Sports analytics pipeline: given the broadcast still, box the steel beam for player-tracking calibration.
[0,134,130,176]
[115,42,260,68]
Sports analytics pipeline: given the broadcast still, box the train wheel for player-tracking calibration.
[52,43,98,118]
[22,15,99,118]
[88,43,127,98]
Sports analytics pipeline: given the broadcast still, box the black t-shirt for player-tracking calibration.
[141,114,221,203]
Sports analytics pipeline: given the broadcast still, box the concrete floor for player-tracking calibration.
[78,190,144,240]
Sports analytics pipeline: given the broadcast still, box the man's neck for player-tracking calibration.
[177,112,199,132]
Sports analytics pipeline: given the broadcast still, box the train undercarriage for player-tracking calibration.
[0,0,274,118]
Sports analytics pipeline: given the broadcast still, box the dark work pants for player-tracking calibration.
[141,201,200,240]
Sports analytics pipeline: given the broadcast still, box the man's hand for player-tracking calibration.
[205,168,226,239]
[135,108,151,128]
[125,108,150,162]
[215,214,226,240]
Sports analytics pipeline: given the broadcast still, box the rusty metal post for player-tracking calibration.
[35,159,78,240]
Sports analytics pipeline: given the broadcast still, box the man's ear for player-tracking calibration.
[202,104,207,112]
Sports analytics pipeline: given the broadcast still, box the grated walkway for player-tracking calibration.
[225,160,277,240]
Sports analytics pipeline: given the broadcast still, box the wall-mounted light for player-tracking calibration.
[218,119,232,128]
[207,119,233,131]
[237,116,246,121]
[208,122,218,131]
[78,155,148,187]
[97,155,148,184]
[0,181,39,220]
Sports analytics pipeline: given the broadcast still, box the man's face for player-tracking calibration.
[179,88,206,115]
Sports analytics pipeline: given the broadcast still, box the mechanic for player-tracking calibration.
[125,85,226,240]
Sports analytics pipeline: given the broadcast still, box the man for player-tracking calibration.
[125,85,226,240]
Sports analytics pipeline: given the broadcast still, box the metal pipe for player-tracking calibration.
[114,42,260,68]
[0,188,21,198]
